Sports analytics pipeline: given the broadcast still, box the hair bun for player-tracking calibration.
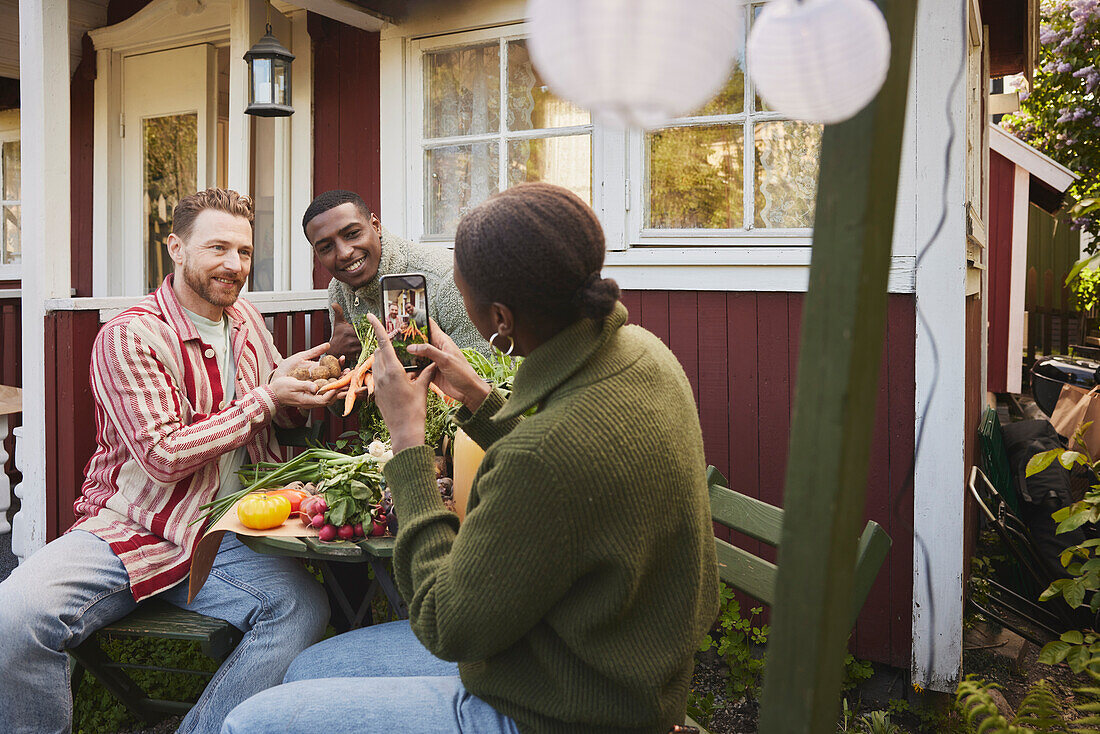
[575,273,621,320]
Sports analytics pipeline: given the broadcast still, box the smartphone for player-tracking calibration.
[379,273,432,371]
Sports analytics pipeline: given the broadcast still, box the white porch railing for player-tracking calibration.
[0,387,21,536]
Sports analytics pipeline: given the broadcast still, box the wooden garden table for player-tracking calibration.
[236,533,407,629]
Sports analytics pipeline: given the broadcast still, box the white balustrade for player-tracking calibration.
[0,386,21,539]
[10,426,26,562]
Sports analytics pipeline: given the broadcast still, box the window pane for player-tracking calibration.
[2,205,19,265]
[754,121,822,229]
[693,63,745,116]
[750,4,771,112]
[507,40,590,131]
[425,142,500,237]
[3,141,19,201]
[507,134,592,204]
[424,43,500,138]
[144,113,198,293]
[647,124,744,229]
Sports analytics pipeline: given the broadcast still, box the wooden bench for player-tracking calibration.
[66,425,320,723]
[685,467,892,732]
[69,599,242,723]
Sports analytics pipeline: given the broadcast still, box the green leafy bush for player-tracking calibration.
[1069,267,1100,313]
[686,689,717,729]
[953,674,1098,733]
[73,635,217,734]
[698,583,769,699]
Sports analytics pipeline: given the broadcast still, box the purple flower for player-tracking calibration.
[1058,62,1075,72]
[1041,27,1064,43]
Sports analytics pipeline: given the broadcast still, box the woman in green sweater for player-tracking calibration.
[222,183,718,734]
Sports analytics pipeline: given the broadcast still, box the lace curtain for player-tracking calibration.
[423,40,592,238]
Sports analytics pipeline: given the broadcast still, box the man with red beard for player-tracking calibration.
[0,189,336,734]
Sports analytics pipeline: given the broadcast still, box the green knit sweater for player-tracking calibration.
[383,303,719,734]
[326,227,489,355]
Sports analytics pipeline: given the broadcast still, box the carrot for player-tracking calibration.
[317,370,354,394]
[319,353,374,394]
[429,382,455,404]
[343,360,371,416]
[363,373,374,396]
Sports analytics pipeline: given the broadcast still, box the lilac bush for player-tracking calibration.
[1002,0,1100,246]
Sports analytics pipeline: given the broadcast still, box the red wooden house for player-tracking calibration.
[0,0,1044,691]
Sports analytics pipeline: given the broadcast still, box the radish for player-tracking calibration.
[310,513,325,528]
[318,524,338,542]
[353,523,364,538]
[337,523,355,540]
[300,495,328,518]
[370,518,387,537]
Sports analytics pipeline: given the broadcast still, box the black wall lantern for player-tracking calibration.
[244,24,295,117]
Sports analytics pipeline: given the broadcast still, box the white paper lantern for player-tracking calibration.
[747,0,890,125]
[527,0,745,128]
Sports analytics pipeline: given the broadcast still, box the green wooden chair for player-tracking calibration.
[685,467,892,733]
[68,599,242,723]
[977,406,1021,516]
[705,465,892,630]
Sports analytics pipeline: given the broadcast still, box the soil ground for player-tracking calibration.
[690,630,1085,734]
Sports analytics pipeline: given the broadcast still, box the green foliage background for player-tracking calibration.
[1002,0,1100,245]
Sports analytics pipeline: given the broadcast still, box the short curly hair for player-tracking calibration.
[172,188,254,242]
[301,190,373,235]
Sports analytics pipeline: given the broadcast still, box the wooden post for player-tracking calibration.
[17,0,71,561]
[756,1,918,731]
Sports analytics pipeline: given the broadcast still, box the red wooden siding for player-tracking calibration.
[42,291,916,666]
[1,297,22,495]
[70,33,96,297]
[44,310,99,538]
[622,291,916,669]
[987,149,1017,393]
[309,14,381,289]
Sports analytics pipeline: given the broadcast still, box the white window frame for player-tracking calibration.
[404,23,627,250]
[0,110,20,280]
[378,0,915,292]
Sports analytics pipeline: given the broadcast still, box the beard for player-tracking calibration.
[181,260,244,308]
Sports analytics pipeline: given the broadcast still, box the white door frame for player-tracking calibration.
[90,0,313,296]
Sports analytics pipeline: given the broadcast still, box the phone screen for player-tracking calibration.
[380,273,431,371]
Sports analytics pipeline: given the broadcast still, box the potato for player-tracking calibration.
[312,378,328,387]
[290,364,313,381]
[318,355,341,378]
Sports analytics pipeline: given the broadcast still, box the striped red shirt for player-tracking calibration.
[71,276,302,601]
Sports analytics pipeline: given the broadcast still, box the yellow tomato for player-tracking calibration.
[237,493,292,530]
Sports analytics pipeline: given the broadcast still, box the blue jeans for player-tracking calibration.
[221,621,520,734]
[0,529,329,734]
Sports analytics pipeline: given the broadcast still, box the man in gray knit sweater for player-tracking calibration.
[302,190,488,362]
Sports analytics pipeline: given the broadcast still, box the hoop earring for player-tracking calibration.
[489,331,514,356]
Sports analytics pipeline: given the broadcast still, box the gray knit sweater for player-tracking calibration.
[326,228,489,355]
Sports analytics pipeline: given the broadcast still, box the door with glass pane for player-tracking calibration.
[123,45,217,295]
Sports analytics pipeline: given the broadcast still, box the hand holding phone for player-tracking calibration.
[379,273,432,372]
